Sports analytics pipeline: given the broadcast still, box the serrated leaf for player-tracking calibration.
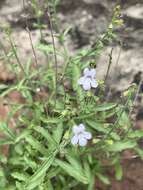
[53,123,63,144]
[15,130,31,143]
[108,141,137,152]
[24,135,48,155]
[36,44,54,54]
[86,120,120,140]
[11,172,29,182]
[128,130,143,138]
[24,155,37,170]
[41,117,61,124]
[95,103,117,112]
[34,126,56,145]
[0,122,16,141]
[66,155,83,173]
[25,151,56,190]
[86,120,106,133]
[55,159,88,184]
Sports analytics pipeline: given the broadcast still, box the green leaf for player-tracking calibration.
[46,168,60,179]
[0,122,16,141]
[45,180,54,190]
[118,111,130,126]
[36,44,54,54]
[24,155,37,170]
[41,117,61,124]
[86,120,107,133]
[11,172,30,182]
[96,173,110,185]
[16,181,24,190]
[15,130,31,143]
[24,58,32,75]
[128,130,143,138]
[53,123,63,144]
[72,64,84,104]
[83,161,94,190]
[135,147,143,159]
[55,159,88,184]
[25,151,56,190]
[72,64,80,91]
[1,86,16,97]
[24,135,48,155]
[86,120,120,140]
[66,155,83,173]
[34,126,56,145]
[0,84,8,90]
[95,103,117,112]
[108,141,137,152]
[115,162,123,180]
[0,138,14,145]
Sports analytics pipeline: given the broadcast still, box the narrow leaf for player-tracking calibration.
[55,159,88,184]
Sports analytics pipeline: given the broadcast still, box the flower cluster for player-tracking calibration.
[71,124,92,147]
[78,68,98,91]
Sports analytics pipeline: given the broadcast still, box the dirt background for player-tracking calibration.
[0,0,143,189]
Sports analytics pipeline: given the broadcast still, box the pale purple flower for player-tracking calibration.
[78,68,98,91]
[71,124,92,147]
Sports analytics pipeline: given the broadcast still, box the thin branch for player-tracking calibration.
[26,27,39,69]
[104,47,113,81]
[8,35,26,76]
[47,4,58,105]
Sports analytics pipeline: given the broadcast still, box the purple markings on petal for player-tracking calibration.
[90,69,96,78]
[73,125,84,134]
[78,67,98,91]
[83,131,92,140]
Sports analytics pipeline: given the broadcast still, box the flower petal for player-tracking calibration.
[89,69,96,78]
[73,124,85,134]
[83,131,92,140]
[73,125,80,134]
[79,137,87,146]
[91,79,98,88]
[78,124,85,132]
[83,68,90,76]
[71,135,79,145]
[82,78,91,91]
[78,77,85,85]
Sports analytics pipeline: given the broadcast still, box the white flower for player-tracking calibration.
[71,124,92,147]
[78,68,98,91]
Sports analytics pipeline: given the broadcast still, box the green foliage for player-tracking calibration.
[0,2,142,190]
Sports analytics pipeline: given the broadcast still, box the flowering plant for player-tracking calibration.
[0,2,142,190]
